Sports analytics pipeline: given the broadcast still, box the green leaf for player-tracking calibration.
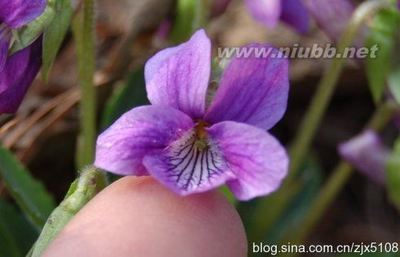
[42,0,74,81]
[0,146,56,230]
[170,0,209,43]
[387,137,400,210]
[0,200,38,257]
[100,68,148,129]
[10,1,56,54]
[366,7,400,103]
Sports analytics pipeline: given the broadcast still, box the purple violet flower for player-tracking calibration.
[0,0,46,114]
[95,29,290,200]
[210,0,358,41]
[339,130,389,185]
[303,0,355,42]
[243,0,355,40]
[244,0,310,33]
[208,0,310,33]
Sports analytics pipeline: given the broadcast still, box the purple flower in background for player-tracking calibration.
[242,0,355,40]
[303,0,355,42]
[0,0,46,114]
[339,130,389,185]
[211,0,232,17]
[244,0,310,33]
[95,30,289,200]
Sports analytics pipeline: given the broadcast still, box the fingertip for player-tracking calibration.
[43,176,247,257]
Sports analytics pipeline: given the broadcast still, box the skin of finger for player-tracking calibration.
[43,176,248,257]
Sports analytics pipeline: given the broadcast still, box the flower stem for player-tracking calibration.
[170,0,209,42]
[283,102,396,253]
[287,0,392,181]
[30,166,106,257]
[248,0,392,242]
[72,0,96,167]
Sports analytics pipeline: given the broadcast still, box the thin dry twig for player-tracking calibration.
[3,90,74,148]
[0,117,20,138]
[20,91,80,161]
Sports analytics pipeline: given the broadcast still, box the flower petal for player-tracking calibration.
[207,121,288,201]
[339,130,388,185]
[280,0,310,33]
[95,105,194,176]
[145,29,211,119]
[244,0,281,28]
[303,0,354,42]
[143,128,235,196]
[0,0,47,28]
[0,37,42,113]
[205,44,289,130]
[0,27,11,73]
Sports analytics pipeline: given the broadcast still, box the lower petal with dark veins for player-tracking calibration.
[143,129,235,195]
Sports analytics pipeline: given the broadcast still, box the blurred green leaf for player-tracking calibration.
[388,17,400,104]
[0,200,38,257]
[239,181,302,245]
[170,0,209,43]
[267,158,322,244]
[100,68,148,129]
[240,156,322,248]
[42,0,74,81]
[0,146,56,229]
[366,7,400,103]
[387,137,400,210]
[10,1,56,54]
